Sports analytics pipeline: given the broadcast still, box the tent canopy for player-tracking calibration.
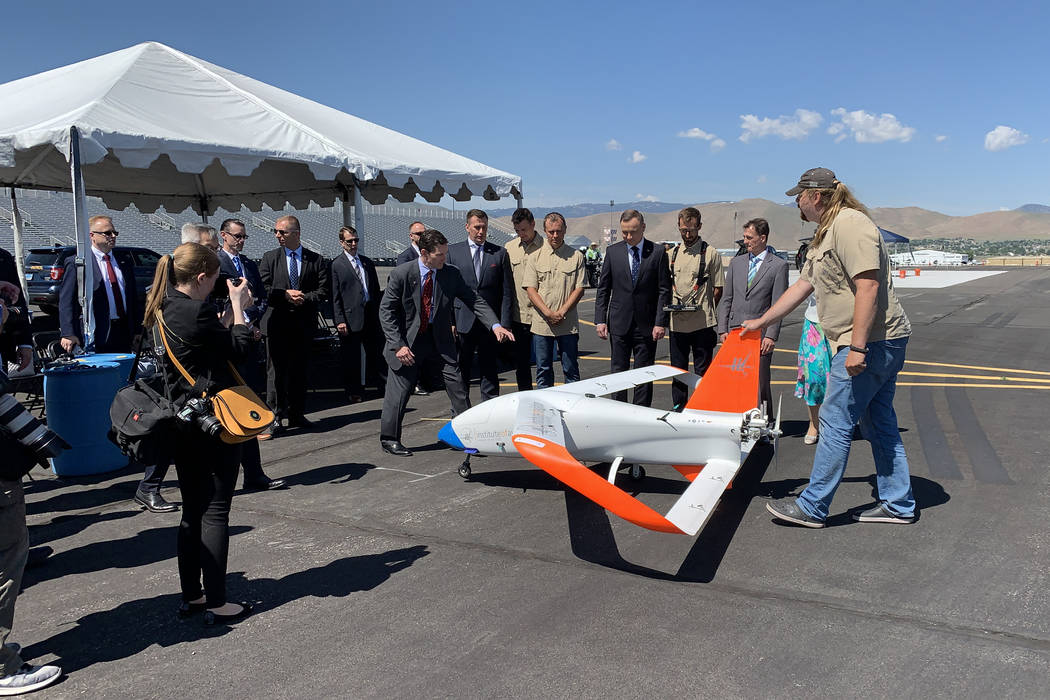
[0,41,522,212]
[878,227,909,244]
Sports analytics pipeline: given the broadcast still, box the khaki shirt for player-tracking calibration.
[505,233,545,324]
[801,208,911,350]
[668,239,724,333]
[523,244,587,337]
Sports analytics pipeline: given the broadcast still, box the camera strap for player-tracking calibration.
[156,311,246,397]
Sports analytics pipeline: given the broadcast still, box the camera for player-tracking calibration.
[176,397,225,439]
[0,372,71,466]
[210,272,242,300]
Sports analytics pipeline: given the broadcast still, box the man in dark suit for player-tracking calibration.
[594,209,671,407]
[378,229,514,456]
[0,247,32,373]
[331,225,383,403]
[446,209,513,405]
[258,215,329,436]
[717,218,789,419]
[395,220,426,266]
[58,215,139,354]
[215,218,285,490]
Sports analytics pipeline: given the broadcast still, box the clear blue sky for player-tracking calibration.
[2,0,1047,215]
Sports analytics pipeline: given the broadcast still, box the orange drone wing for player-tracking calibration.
[684,329,761,413]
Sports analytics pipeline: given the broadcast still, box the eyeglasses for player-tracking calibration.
[342,238,359,244]
[273,228,298,236]
[91,230,119,237]
[227,233,248,240]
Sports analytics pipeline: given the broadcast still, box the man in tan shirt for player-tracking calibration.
[667,207,724,409]
[523,212,586,388]
[506,208,546,390]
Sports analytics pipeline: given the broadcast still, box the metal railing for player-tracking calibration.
[0,205,32,227]
[145,211,176,230]
[251,214,275,232]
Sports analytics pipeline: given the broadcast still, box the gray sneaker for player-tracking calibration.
[0,663,61,696]
[766,498,825,528]
[852,504,915,524]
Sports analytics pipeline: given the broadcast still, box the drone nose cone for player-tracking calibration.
[438,421,464,450]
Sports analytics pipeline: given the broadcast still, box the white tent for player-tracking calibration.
[0,41,522,346]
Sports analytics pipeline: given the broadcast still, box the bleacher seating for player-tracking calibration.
[1,188,516,262]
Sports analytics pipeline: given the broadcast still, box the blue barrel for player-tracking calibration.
[44,359,127,476]
[75,352,137,384]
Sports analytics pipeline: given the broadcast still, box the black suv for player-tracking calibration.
[24,245,163,315]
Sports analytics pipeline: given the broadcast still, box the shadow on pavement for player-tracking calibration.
[23,545,429,674]
[278,461,371,487]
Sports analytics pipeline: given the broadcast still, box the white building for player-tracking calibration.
[891,249,968,266]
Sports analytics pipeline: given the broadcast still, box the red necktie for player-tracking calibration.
[420,271,433,334]
[103,254,126,319]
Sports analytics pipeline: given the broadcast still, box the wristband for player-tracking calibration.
[849,345,868,355]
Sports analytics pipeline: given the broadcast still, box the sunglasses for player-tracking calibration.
[273,228,298,236]
[227,233,248,240]
[91,230,119,237]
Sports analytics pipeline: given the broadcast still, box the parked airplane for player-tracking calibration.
[438,331,780,535]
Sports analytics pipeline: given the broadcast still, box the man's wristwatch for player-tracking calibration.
[849,345,869,354]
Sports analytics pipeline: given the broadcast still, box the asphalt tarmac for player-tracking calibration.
[14,266,1050,698]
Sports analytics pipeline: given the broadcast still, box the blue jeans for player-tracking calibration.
[796,337,915,520]
[533,333,580,389]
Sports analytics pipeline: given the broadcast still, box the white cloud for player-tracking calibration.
[678,127,726,152]
[739,108,822,142]
[827,108,916,143]
[635,193,659,202]
[984,125,1029,152]
[935,134,948,142]
[628,150,647,164]
[605,138,622,151]
[756,174,767,184]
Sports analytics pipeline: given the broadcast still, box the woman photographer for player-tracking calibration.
[142,242,255,624]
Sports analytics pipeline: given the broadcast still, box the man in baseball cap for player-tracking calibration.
[785,167,837,196]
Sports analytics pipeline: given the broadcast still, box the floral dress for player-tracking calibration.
[795,296,832,406]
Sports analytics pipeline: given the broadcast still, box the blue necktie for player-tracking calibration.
[231,254,243,276]
[630,245,640,286]
[747,255,758,290]
[289,251,300,290]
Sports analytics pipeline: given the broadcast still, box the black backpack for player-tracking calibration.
[108,337,177,466]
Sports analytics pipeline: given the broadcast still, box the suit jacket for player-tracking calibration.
[717,247,789,341]
[258,246,329,336]
[331,252,381,333]
[58,248,140,347]
[594,238,671,336]
[445,240,513,332]
[379,260,499,370]
[218,250,266,324]
[395,246,419,266]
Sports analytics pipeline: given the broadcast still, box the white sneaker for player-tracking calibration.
[0,664,62,696]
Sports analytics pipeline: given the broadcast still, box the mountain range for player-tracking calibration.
[491,200,1050,249]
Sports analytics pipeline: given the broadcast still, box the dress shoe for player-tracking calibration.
[288,416,316,430]
[348,394,363,404]
[380,439,413,456]
[177,600,207,618]
[412,386,430,396]
[203,601,254,626]
[243,477,287,491]
[134,490,179,513]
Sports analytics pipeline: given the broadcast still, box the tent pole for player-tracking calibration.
[9,189,28,302]
[352,181,366,246]
[343,182,365,387]
[69,126,95,350]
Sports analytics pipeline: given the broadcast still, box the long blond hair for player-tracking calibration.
[142,242,220,328]
[810,181,871,246]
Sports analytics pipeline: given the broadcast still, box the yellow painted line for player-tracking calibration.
[776,346,1050,377]
[771,364,1050,383]
[579,319,596,327]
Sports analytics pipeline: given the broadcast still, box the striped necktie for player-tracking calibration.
[747,255,759,290]
[231,254,243,276]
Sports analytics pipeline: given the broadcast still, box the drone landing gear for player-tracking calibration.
[458,454,472,479]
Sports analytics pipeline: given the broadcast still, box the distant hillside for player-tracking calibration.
[493,199,1050,247]
[1017,203,1050,214]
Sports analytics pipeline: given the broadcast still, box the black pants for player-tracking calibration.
[138,462,169,496]
[511,322,533,391]
[266,330,310,421]
[610,323,657,407]
[174,434,240,607]
[338,330,365,397]
[380,330,467,442]
[668,326,718,409]
[457,323,500,404]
